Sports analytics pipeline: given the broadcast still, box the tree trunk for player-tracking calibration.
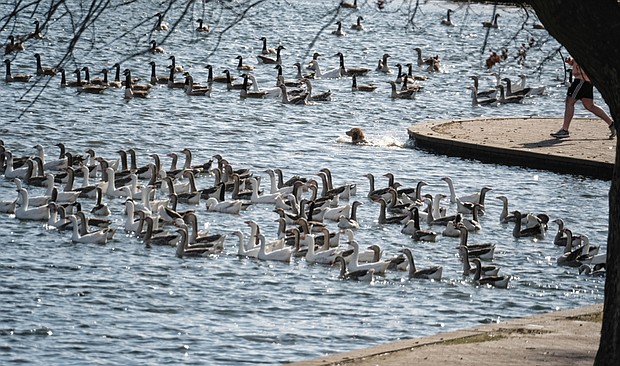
[526,1,620,364]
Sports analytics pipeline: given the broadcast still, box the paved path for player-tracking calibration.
[287,304,602,366]
[407,117,615,179]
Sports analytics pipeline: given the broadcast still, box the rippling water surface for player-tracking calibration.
[0,1,610,364]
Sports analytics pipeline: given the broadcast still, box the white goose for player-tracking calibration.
[123,199,142,233]
[303,234,341,265]
[0,197,17,214]
[205,197,243,214]
[47,202,70,229]
[34,144,68,172]
[15,188,50,221]
[45,174,79,204]
[246,74,281,98]
[347,240,391,274]
[257,233,293,263]
[308,60,342,79]
[105,168,132,198]
[231,230,260,258]
[2,152,30,180]
[67,214,108,244]
[14,178,48,207]
[249,177,281,204]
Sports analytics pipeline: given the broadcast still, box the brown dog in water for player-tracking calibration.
[346,127,368,144]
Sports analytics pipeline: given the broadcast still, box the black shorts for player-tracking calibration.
[567,79,594,100]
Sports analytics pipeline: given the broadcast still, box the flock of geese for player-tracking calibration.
[3,6,542,106]
[0,140,606,286]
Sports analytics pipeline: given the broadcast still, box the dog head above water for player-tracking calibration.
[346,127,368,144]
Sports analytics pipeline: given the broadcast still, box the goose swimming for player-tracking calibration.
[34,53,58,76]
[402,248,442,281]
[259,36,276,55]
[331,21,346,37]
[441,9,454,26]
[351,16,365,31]
[67,214,108,244]
[4,59,32,82]
[472,258,510,288]
[15,188,50,221]
[482,13,500,28]
[333,256,374,282]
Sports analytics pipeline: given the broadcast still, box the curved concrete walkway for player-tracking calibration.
[407,117,615,180]
[287,304,602,366]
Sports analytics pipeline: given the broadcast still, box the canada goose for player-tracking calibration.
[336,52,369,77]
[332,21,346,37]
[257,45,285,64]
[150,40,164,54]
[76,68,107,94]
[239,74,267,99]
[196,18,210,32]
[441,9,454,26]
[259,36,276,54]
[154,12,169,31]
[223,69,247,91]
[400,75,423,92]
[405,63,428,81]
[28,20,44,40]
[482,13,500,28]
[168,55,184,73]
[4,35,25,55]
[4,59,32,82]
[503,76,546,97]
[149,61,169,85]
[340,0,358,9]
[278,84,309,105]
[205,64,231,83]
[184,73,210,96]
[123,69,149,99]
[166,65,186,89]
[389,80,415,99]
[293,62,314,79]
[235,55,254,71]
[351,74,377,92]
[274,64,302,87]
[34,53,57,76]
[306,52,321,70]
[374,53,389,74]
[301,78,331,102]
[351,16,365,30]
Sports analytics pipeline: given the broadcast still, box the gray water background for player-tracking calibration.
[0,1,610,364]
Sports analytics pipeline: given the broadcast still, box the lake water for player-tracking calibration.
[0,1,610,365]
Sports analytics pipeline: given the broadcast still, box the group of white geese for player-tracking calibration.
[0,140,607,286]
[3,6,547,105]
